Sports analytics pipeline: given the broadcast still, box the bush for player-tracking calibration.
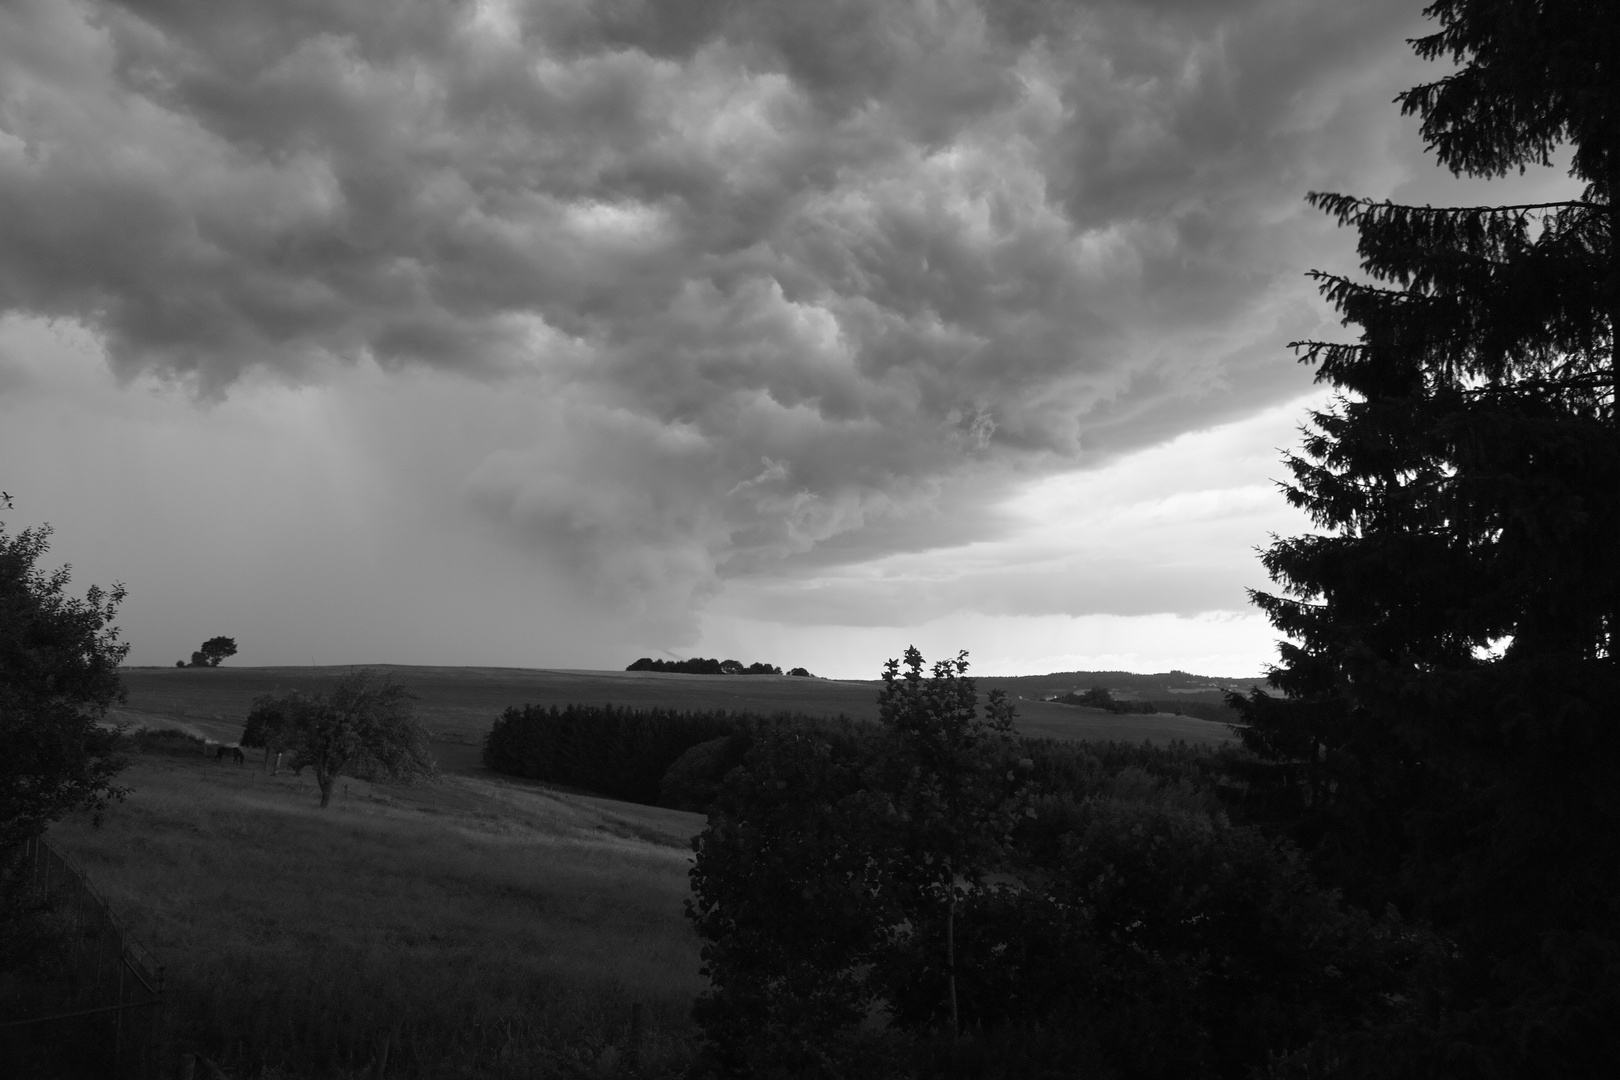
[659,734,753,812]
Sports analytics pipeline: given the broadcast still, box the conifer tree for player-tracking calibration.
[1232,1,1617,1070]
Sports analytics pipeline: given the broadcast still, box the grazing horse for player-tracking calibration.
[214,745,245,765]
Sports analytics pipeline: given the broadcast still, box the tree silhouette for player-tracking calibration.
[0,515,130,849]
[188,636,237,667]
[872,648,1026,1045]
[1232,1,1618,1069]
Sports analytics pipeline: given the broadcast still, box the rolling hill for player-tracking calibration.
[113,664,1240,757]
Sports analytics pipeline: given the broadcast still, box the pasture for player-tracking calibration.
[61,664,1233,1075]
[48,747,706,1078]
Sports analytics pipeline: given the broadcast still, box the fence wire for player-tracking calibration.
[1,835,167,1079]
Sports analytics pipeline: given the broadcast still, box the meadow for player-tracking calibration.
[49,664,1235,1076]
[48,744,707,1078]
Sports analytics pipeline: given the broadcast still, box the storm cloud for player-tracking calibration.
[3,0,1445,650]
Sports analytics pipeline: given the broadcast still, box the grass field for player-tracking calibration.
[48,747,706,1078]
[59,664,1233,1076]
[114,665,1236,751]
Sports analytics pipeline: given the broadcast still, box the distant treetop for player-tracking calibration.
[185,636,237,668]
[627,657,811,676]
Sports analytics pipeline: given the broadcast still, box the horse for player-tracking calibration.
[214,745,245,765]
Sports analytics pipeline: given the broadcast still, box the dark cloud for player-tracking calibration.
[1,0,1432,638]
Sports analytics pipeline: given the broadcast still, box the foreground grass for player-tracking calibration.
[48,748,706,1078]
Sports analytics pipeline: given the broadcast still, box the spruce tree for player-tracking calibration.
[1232,1,1618,1071]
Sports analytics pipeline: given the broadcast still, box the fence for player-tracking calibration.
[1,835,167,1079]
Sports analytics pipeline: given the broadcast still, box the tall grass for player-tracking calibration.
[47,750,706,1078]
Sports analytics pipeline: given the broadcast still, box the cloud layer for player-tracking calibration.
[3,0,1444,644]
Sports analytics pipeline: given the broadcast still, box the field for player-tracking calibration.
[112,665,1238,752]
[48,746,707,1078]
[49,664,1235,1075]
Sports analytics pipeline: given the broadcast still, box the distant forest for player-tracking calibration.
[1051,686,1238,725]
[626,657,814,677]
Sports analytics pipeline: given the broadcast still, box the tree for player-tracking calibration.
[687,650,1034,1075]
[1232,0,1618,1070]
[1,513,130,851]
[243,670,436,807]
[687,716,899,1078]
[869,648,1027,1044]
[187,636,237,667]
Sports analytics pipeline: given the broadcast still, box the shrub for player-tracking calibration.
[658,735,752,812]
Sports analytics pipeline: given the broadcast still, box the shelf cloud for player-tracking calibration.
[2,0,1444,657]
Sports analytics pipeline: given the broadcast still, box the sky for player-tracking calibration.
[0,0,1583,679]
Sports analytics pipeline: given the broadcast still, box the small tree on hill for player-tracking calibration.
[244,670,436,807]
[187,636,237,667]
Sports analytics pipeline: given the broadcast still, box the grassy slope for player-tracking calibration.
[115,665,1236,750]
[48,748,705,1077]
[64,665,1232,1074]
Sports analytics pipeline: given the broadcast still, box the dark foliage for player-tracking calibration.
[484,703,843,806]
[0,516,130,852]
[625,657,725,674]
[626,657,791,675]
[1052,687,1158,714]
[186,636,237,668]
[659,734,754,812]
[687,652,1432,1079]
[1051,691,1240,724]
[1229,1,1620,1072]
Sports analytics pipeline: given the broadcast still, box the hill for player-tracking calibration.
[113,665,1238,753]
[47,743,703,1075]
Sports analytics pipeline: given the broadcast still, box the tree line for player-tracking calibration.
[1050,687,1238,723]
[626,657,815,676]
[484,703,774,806]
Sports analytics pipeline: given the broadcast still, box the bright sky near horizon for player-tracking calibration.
[0,0,1581,679]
